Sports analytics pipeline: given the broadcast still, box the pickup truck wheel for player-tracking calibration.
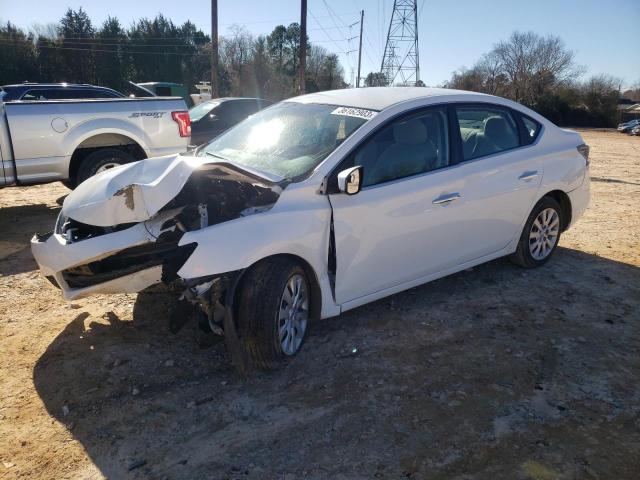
[510,196,563,268]
[76,148,136,185]
[237,258,310,370]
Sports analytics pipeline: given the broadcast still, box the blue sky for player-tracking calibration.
[1,0,639,88]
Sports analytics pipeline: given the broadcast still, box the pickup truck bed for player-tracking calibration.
[1,96,190,187]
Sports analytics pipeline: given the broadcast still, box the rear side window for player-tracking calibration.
[521,115,541,144]
[21,88,118,100]
[80,89,120,99]
[455,106,520,161]
[237,100,263,117]
[21,90,49,100]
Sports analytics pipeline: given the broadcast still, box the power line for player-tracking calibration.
[0,40,211,56]
[34,40,205,48]
[0,38,357,55]
[320,0,366,78]
[321,0,351,35]
[32,37,354,47]
[308,9,354,67]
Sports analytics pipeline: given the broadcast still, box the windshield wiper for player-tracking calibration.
[204,151,231,161]
[202,152,286,183]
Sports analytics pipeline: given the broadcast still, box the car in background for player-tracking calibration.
[31,87,590,370]
[0,83,125,101]
[630,125,640,136]
[1,95,190,188]
[617,119,640,133]
[188,97,272,147]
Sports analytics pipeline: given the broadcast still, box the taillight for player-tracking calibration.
[171,111,191,137]
[577,143,589,166]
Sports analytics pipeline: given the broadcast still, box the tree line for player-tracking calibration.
[443,31,638,127]
[2,13,637,127]
[0,8,347,101]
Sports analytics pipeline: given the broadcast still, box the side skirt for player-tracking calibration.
[339,245,516,313]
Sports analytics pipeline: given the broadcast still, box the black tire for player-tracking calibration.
[510,196,563,268]
[237,257,311,370]
[76,148,136,185]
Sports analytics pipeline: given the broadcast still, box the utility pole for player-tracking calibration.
[356,10,364,87]
[210,0,218,97]
[299,0,307,94]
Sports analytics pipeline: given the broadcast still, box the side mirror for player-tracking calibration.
[209,113,217,120]
[337,166,363,195]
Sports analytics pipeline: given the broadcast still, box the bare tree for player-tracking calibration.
[492,31,583,104]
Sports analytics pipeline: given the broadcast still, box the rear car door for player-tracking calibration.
[449,104,543,259]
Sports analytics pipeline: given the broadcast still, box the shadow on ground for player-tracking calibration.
[34,248,640,479]
[0,203,60,275]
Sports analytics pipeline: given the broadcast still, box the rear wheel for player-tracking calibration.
[510,196,563,268]
[237,258,310,370]
[76,148,136,185]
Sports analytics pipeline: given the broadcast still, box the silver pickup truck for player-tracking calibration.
[0,97,190,188]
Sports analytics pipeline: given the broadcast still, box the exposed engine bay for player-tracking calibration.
[32,160,285,343]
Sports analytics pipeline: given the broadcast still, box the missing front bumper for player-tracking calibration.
[61,242,196,289]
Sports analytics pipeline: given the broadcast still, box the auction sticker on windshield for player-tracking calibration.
[331,106,377,120]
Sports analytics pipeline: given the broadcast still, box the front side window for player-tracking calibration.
[455,106,519,160]
[353,107,450,187]
[198,102,369,180]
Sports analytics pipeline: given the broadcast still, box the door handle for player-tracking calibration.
[518,171,539,182]
[432,193,461,205]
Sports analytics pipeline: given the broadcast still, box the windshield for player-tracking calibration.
[197,102,371,179]
[189,101,220,121]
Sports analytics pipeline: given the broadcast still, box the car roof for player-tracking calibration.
[2,83,112,89]
[213,97,267,102]
[287,87,491,111]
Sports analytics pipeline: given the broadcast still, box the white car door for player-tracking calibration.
[449,104,543,259]
[328,104,542,306]
[329,106,469,305]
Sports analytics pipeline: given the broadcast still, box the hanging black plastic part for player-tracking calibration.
[326,197,337,302]
[222,270,250,375]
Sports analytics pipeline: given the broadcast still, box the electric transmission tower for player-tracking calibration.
[380,0,420,86]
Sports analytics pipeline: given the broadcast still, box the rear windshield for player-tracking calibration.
[189,101,220,121]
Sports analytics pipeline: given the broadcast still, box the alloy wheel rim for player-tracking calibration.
[529,208,560,260]
[95,162,121,173]
[278,273,309,356]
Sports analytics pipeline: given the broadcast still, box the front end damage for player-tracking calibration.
[31,156,284,341]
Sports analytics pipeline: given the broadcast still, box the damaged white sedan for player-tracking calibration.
[32,87,590,369]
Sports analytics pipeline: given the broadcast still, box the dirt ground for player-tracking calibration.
[0,129,638,480]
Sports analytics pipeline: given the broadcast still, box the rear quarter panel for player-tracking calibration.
[535,127,587,197]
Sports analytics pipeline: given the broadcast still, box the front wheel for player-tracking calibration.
[510,196,563,268]
[237,258,311,370]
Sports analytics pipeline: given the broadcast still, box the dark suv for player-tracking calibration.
[0,83,125,101]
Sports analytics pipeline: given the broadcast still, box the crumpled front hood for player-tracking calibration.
[63,154,209,227]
